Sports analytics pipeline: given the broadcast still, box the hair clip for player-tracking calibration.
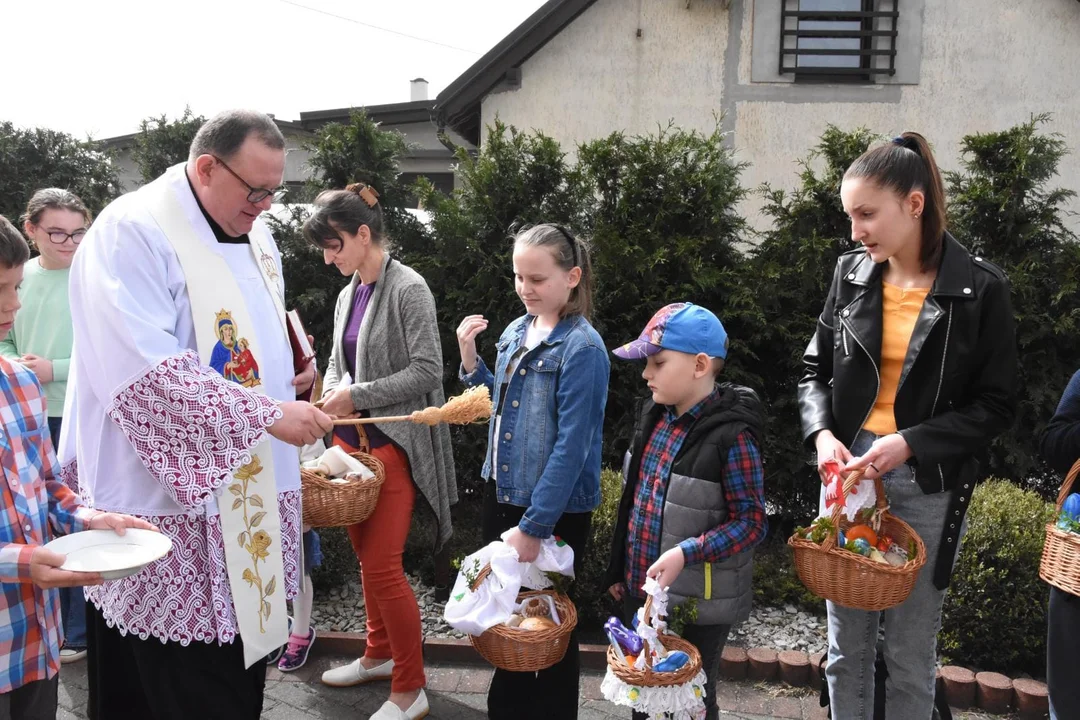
[891,136,907,147]
[346,183,380,208]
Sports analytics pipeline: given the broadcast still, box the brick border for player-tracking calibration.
[311,632,1049,715]
[777,650,810,686]
[976,671,1014,715]
[1013,677,1049,719]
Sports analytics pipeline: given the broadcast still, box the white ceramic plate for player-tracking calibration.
[44,529,173,580]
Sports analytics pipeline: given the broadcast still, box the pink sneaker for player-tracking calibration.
[278,627,316,672]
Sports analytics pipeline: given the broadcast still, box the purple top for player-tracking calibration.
[334,282,389,449]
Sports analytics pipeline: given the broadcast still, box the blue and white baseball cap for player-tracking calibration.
[612,302,728,360]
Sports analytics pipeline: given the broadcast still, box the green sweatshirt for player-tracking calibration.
[0,259,73,417]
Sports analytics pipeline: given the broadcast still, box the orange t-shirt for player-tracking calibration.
[863,282,930,435]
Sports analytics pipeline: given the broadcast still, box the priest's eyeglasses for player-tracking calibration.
[213,156,288,204]
[45,229,87,245]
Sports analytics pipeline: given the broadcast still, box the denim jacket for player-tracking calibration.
[461,313,610,538]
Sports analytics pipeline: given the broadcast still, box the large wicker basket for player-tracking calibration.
[788,469,927,611]
[300,450,385,528]
[467,563,577,672]
[605,594,702,689]
[1040,458,1080,596]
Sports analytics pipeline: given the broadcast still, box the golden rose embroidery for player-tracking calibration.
[231,456,276,631]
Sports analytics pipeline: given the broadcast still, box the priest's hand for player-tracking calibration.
[270,401,334,446]
[89,512,159,536]
[30,547,103,589]
[291,335,316,394]
[20,354,53,384]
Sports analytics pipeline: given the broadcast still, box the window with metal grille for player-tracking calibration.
[779,0,899,83]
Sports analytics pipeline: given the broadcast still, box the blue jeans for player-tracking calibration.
[49,416,88,651]
[819,430,965,720]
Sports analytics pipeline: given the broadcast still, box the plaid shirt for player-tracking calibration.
[625,390,765,598]
[0,358,93,694]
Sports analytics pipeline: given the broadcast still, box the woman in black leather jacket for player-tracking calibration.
[798,132,1018,720]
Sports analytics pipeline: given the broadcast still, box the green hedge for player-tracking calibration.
[577,467,626,627]
[939,479,1055,674]
[405,115,1077,522]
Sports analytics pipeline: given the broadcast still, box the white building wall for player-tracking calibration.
[479,0,1080,229]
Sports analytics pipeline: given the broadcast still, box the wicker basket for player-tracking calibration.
[1040,459,1080,596]
[605,594,702,688]
[300,450,385,528]
[467,563,577,672]
[788,469,927,611]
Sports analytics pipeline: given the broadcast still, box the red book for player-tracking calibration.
[287,310,316,402]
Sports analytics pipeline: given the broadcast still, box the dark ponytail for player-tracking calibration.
[513,224,594,320]
[845,131,947,272]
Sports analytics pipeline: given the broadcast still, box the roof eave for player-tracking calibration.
[433,0,598,143]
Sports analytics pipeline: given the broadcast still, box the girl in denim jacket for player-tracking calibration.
[457,224,610,720]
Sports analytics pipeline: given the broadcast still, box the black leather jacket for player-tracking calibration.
[798,233,1018,588]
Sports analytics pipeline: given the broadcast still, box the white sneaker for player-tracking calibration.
[369,689,429,720]
[321,657,394,687]
[60,648,87,664]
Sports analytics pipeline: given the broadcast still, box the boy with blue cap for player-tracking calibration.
[604,303,768,720]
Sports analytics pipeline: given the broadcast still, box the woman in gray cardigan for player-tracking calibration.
[303,183,456,720]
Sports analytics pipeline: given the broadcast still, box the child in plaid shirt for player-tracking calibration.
[0,216,155,719]
[604,303,768,720]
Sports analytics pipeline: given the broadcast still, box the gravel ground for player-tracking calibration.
[311,576,828,654]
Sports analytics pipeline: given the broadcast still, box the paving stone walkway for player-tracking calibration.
[56,652,1010,719]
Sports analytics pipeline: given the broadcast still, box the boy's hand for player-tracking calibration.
[89,513,159,536]
[608,582,626,601]
[30,547,103,589]
[647,547,686,588]
[504,527,542,563]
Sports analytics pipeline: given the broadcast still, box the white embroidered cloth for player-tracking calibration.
[601,577,707,719]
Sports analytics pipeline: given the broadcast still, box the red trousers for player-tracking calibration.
[339,439,426,693]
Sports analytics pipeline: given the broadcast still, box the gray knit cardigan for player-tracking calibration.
[322,253,457,550]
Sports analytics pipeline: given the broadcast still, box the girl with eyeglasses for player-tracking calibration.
[2,187,93,663]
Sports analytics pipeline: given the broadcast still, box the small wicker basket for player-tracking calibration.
[604,594,702,688]
[467,563,577,672]
[300,448,385,528]
[1039,458,1080,596]
[788,469,927,611]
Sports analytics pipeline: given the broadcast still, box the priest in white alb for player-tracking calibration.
[59,109,333,719]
